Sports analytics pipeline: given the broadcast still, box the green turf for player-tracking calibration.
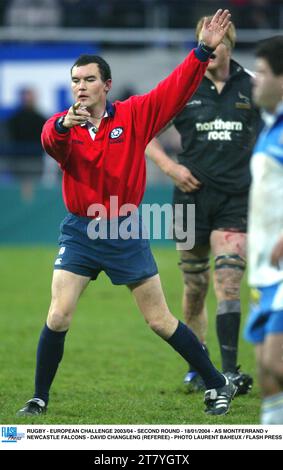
[0,246,259,424]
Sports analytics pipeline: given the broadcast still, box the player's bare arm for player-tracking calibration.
[146,138,201,192]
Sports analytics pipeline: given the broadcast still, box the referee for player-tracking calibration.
[17,10,237,418]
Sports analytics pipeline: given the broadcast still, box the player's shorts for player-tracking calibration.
[244,282,283,344]
[54,212,158,285]
[173,185,248,245]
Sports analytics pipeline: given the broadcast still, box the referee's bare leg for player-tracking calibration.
[47,270,90,331]
[18,272,235,416]
[17,270,90,416]
[129,274,228,393]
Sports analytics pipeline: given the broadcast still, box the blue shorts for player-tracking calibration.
[54,212,158,285]
[244,282,283,344]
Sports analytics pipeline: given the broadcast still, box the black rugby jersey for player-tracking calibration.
[173,60,261,194]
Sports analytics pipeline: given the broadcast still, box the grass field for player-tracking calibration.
[0,246,259,425]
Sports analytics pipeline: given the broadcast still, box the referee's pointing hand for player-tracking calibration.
[63,101,91,128]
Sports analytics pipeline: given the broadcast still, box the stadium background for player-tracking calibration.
[0,0,282,424]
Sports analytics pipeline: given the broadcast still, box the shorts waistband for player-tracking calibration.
[68,211,140,223]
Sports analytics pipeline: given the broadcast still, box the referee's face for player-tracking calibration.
[71,63,112,109]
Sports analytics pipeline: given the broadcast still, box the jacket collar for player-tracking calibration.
[106,100,115,117]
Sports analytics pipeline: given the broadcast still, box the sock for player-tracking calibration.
[261,393,283,424]
[216,300,241,373]
[167,321,225,389]
[189,344,209,373]
[34,323,68,405]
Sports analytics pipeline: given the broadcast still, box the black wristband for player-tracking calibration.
[199,41,215,54]
[194,41,215,62]
[55,116,69,134]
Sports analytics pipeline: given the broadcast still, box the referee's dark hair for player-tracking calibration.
[256,36,283,76]
[71,55,112,82]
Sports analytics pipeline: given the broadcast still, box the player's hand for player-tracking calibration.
[168,163,201,192]
[201,9,231,50]
[271,236,283,268]
[63,101,91,128]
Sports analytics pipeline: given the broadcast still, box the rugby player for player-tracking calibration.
[245,36,283,424]
[147,17,261,394]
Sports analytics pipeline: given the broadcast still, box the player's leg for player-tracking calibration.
[179,246,210,390]
[180,247,210,342]
[256,327,283,424]
[129,274,237,415]
[17,270,90,415]
[173,186,212,389]
[211,229,246,373]
[210,229,252,394]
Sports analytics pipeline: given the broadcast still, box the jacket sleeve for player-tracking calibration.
[130,47,209,145]
[41,113,72,167]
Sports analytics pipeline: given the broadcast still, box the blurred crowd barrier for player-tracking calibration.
[0,183,173,244]
[0,1,282,30]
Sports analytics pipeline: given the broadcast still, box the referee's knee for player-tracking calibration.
[47,305,73,331]
[146,313,178,339]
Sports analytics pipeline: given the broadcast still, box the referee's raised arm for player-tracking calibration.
[128,9,232,144]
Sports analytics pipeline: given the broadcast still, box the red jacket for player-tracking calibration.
[42,47,209,217]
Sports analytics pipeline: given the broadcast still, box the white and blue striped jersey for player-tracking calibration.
[248,102,283,286]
